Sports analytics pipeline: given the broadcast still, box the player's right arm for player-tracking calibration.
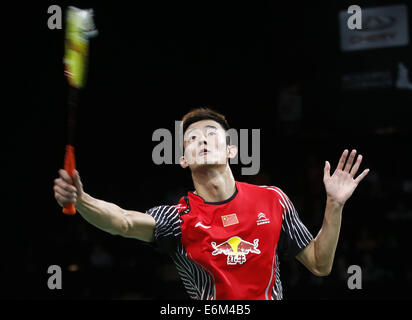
[53,169,155,242]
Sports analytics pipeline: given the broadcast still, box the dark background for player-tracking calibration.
[4,0,412,300]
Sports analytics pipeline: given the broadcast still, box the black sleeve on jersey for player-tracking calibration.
[277,195,314,261]
[277,229,303,261]
[146,205,181,254]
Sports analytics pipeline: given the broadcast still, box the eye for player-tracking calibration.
[190,135,197,141]
[208,131,216,136]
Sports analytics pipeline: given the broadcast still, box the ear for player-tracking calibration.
[227,144,238,159]
[179,156,189,169]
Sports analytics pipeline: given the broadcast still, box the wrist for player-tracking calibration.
[75,192,88,209]
[324,197,344,226]
[326,196,345,210]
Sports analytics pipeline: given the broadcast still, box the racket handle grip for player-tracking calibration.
[63,145,77,215]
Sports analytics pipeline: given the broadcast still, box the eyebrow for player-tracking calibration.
[185,125,218,136]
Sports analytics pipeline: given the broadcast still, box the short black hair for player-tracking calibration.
[182,107,230,135]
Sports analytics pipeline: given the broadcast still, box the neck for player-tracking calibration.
[191,164,236,203]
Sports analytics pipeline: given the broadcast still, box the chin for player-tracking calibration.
[190,159,227,170]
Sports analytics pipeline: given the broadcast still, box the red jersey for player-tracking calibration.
[147,181,313,300]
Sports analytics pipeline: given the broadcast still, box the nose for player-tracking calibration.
[198,139,207,147]
[198,132,208,146]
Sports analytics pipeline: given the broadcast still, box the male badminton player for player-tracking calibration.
[53,107,369,300]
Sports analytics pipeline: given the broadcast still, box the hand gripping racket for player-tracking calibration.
[62,6,97,214]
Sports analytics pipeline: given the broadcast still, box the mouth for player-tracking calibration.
[199,148,209,156]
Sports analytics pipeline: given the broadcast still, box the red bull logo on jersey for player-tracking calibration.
[211,236,261,265]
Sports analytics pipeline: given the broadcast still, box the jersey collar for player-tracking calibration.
[188,181,239,205]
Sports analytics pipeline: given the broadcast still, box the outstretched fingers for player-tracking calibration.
[350,154,363,177]
[355,168,370,184]
[343,149,357,173]
[335,149,369,180]
[336,149,349,171]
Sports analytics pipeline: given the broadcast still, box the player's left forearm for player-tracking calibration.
[313,197,343,275]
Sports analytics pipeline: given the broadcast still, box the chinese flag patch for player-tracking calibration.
[221,213,239,227]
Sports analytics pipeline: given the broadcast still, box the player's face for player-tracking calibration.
[182,120,229,169]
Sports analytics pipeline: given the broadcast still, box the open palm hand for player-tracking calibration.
[323,149,370,206]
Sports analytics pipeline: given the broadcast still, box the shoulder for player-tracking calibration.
[146,204,181,221]
[146,204,179,213]
[146,204,182,240]
[237,182,289,201]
